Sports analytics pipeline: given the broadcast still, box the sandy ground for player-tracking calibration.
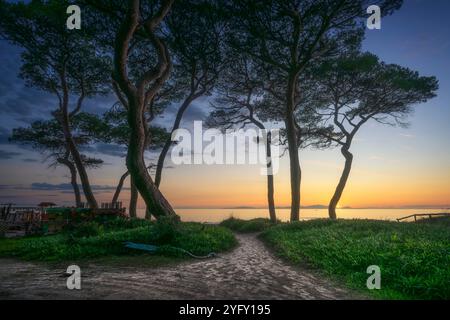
[0,233,360,300]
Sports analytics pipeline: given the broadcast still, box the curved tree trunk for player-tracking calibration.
[58,158,82,208]
[328,147,353,220]
[155,95,194,187]
[58,69,98,209]
[113,0,178,221]
[285,74,302,222]
[126,99,179,220]
[154,136,172,188]
[129,176,138,218]
[112,171,130,204]
[61,123,98,209]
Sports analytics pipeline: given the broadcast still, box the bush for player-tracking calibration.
[102,217,153,231]
[220,217,276,233]
[64,221,104,238]
[151,216,180,244]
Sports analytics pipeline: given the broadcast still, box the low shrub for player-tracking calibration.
[220,217,276,233]
[64,221,104,238]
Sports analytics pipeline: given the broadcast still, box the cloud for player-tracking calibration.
[22,158,39,163]
[0,42,114,123]
[0,149,21,160]
[154,97,211,129]
[399,133,415,139]
[0,127,10,144]
[0,184,17,190]
[30,183,120,192]
[94,143,127,158]
[181,101,210,123]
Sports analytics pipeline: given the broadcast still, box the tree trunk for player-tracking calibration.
[252,120,277,222]
[58,70,98,209]
[328,146,353,220]
[154,137,171,188]
[126,98,179,221]
[112,171,130,204]
[58,158,82,208]
[61,123,98,208]
[129,175,138,218]
[285,74,302,222]
[265,131,277,222]
[145,207,152,220]
[155,95,194,187]
[112,0,177,221]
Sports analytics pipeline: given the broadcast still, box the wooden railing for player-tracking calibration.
[397,212,450,222]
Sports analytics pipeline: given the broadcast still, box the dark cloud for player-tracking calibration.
[22,158,39,163]
[94,143,127,158]
[154,97,211,129]
[0,88,57,117]
[0,42,56,122]
[0,149,21,160]
[73,143,127,159]
[0,127,11,144]
[0,42,114,125]
[14,116,48,125]
[30,183,120,192]
[83,94,118,115]
[181,101,211,123]
[0,43,22,93]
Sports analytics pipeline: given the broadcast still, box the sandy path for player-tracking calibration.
[0,233,357,300]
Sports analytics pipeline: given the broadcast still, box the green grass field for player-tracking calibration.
[260,219,450,300]
[0,218,237,263]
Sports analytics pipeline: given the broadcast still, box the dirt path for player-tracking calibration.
[0,233,358,300]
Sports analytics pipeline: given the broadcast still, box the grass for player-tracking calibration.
[260,218,450,300]
[0,218,237,263]
[220,217,276,233]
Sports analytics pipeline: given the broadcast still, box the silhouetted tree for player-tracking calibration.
[309,53,438,219]
[10,116,104,207]
[97,106,170,217]
[225,0,402,221]
[85,0,179,220]
[207,56,278,222]
[0,0,110,208]
[153,0,225,187]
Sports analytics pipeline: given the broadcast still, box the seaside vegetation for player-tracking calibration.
[220,217,277,233]
[0,218,237,263]
[258,218,450,300]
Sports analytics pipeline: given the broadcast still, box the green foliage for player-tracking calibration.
[10,113,105,168]
[416,216,450,227]
[64,221,104,239]
[0,222,237,262]
[261,219,450,299]
[102,217,153,231]
[99,107,170,151]
[220,217,276,233]
[151,216,180,244]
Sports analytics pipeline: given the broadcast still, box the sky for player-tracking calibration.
[0,0,449,209]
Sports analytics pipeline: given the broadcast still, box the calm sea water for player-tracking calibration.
[137,208,450,223]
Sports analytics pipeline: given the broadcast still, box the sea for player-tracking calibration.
[136,208,450,223]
